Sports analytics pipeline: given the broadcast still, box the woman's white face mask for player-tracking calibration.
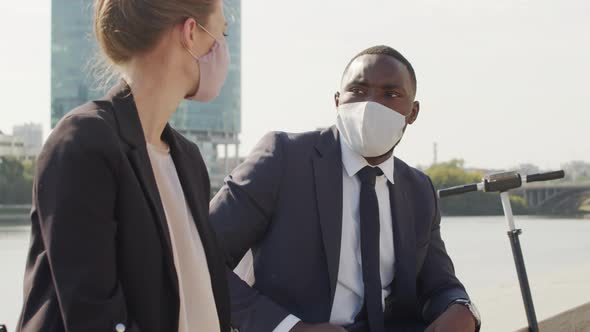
[336,101,407,158]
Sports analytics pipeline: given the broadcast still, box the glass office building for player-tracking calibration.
[51,1,98,125]
[51,0,242,192]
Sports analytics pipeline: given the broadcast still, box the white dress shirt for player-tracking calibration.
[273,136,396,331]
[147,143,221,332]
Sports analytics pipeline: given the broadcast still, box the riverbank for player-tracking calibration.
[443,216,590,331]
[515,302,590,331]
[1,216,589,331]
[0,206,30,224]
[3,207,587,222]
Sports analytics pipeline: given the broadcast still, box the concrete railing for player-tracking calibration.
[0,204,32,209]
[515,302,590,331]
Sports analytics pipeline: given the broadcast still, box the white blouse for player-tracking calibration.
[147,143,220,332]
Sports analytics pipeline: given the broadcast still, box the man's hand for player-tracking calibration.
[425,304,476,332]
[290,322,347,332]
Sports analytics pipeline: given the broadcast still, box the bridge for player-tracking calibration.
[516,183,590,215]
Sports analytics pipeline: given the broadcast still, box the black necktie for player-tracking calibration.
[357,166,385,332]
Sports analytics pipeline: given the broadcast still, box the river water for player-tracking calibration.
[1,216,589,331]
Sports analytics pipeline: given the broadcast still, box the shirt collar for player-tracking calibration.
[339,134,395,184]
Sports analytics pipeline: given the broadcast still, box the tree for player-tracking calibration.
[562,160,590,182]
[0,157,34,204]
[514,163,541,176]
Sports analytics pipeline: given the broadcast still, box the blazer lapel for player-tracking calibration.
[164,126,231,324]
[127,148,177,271]
[312,126,343,309]
[388,160,417,315]
[97,84,179,295]
[164,126,209,239]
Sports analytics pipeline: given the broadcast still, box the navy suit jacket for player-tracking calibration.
[209,127,469,332]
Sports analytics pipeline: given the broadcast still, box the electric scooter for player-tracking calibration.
[438,170,566,332]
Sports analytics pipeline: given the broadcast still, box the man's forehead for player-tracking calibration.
[343,54,411,87]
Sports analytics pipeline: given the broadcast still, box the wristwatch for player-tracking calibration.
[450,299,481,332]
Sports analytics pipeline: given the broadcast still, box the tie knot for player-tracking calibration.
[357,166,383,186]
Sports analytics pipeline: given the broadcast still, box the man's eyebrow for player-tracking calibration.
[345,79,369,87]
[345,80,406,91]
[380,83,405,90]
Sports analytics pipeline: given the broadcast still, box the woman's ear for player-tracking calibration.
[181,18,198,49]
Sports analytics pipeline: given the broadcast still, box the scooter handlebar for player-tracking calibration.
[438,183,479,198]
[437,170,565,198]
[525,170,565,183]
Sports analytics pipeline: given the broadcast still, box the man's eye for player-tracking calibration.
[387,92,400,98]
[350,88,363,94]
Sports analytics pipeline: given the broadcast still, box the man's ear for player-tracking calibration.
[334,91,341,108]
[407,101,420,125]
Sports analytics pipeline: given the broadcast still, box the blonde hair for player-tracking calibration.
[94,0,216,65]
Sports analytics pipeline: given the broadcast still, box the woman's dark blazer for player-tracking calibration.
[16,83,231,332]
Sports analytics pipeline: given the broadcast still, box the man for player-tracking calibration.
[210,46,481,332]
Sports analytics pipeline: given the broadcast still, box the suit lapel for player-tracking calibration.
[164,126,209,239]
[97,84,179,295]
[127,148,177,274]
[165,127,230,329]
[388,160,417,315]
[312,127,343,309]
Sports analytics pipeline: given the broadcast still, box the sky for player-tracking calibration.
[0,0,588,170]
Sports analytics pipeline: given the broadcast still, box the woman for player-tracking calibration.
[17,0,233,331]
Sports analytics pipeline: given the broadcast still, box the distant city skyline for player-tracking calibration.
[0,122,42,160]
[48,0,241,190]
[0,0,588,170]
